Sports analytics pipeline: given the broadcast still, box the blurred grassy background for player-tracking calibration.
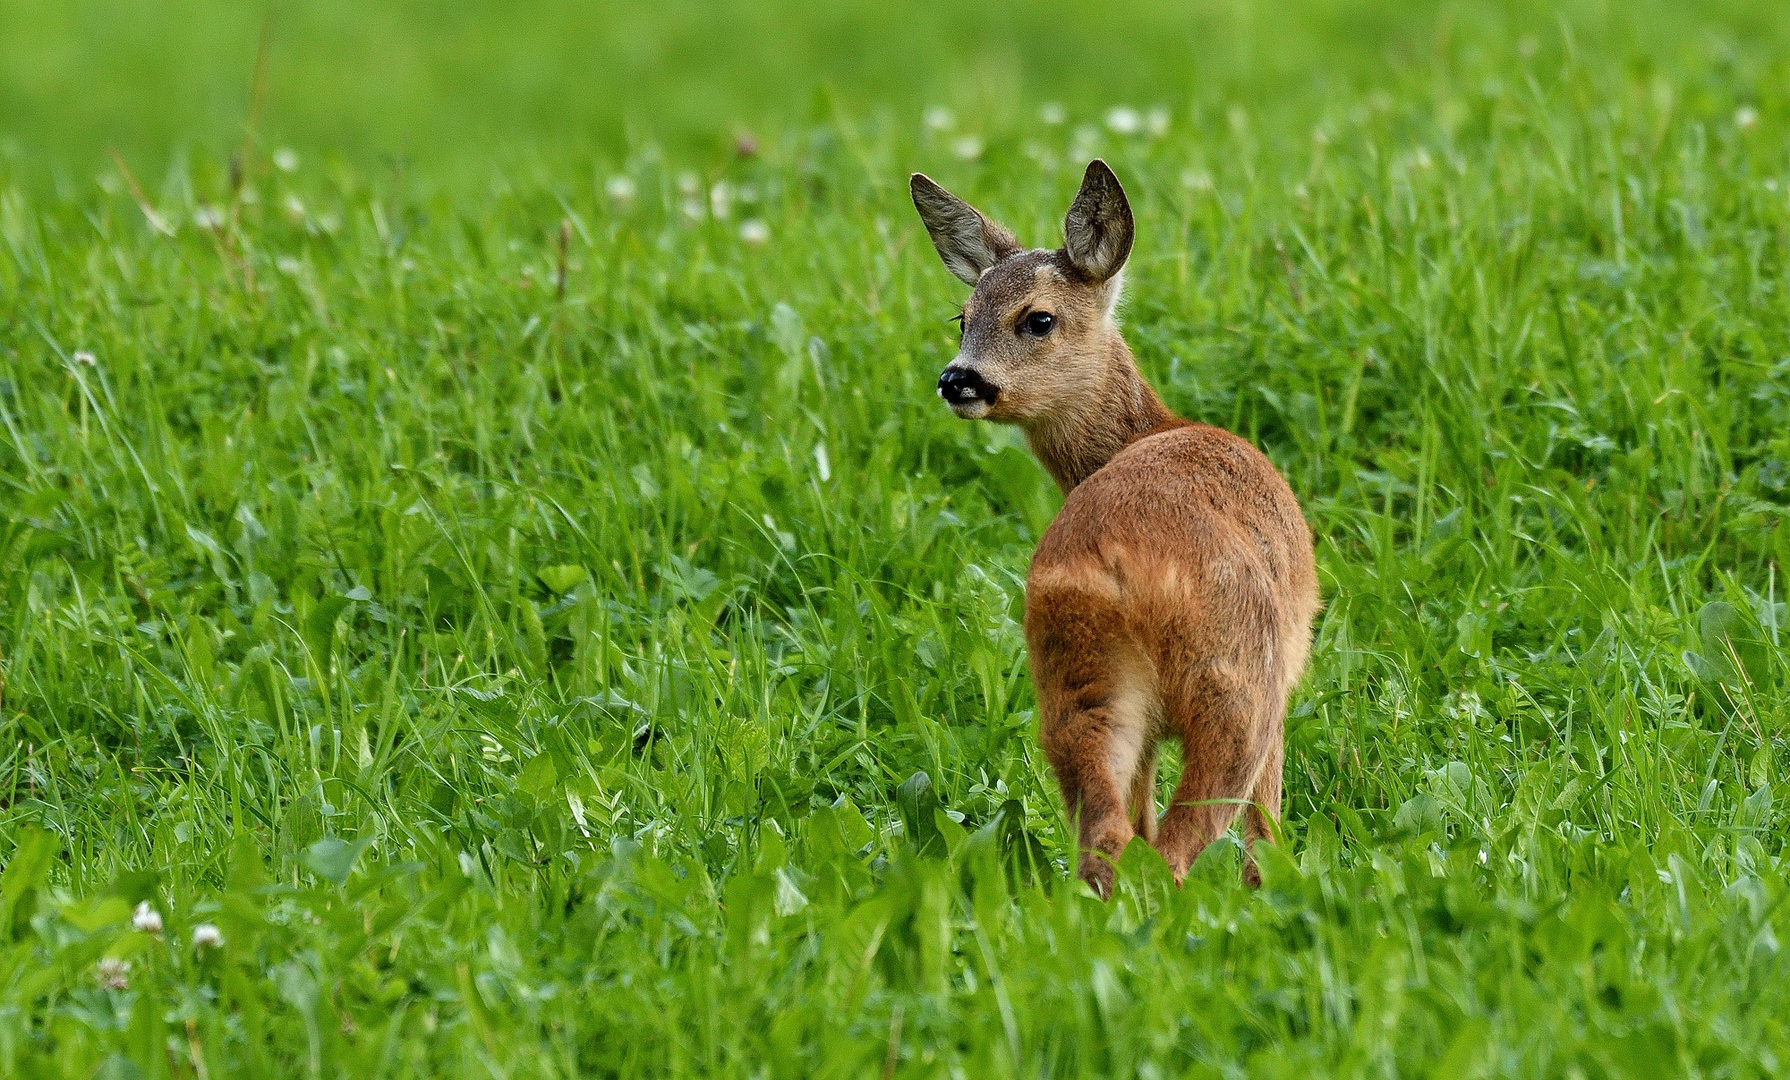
[5,0,1790,183]
[7,0,1790,1074]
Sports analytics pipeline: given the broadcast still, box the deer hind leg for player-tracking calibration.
[1154,675,1276,886]
[1041,699,1148,899]
[1028,577,1156,899]
[1241,730,1284,887]
[1129,744,1158,844]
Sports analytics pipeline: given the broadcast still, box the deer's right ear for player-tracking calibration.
[910,174,1020,286]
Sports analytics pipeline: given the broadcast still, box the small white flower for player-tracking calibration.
[604,175,636,203]
[676,170,701,196]
[951,135,984,161]
[283,194,306,221]
[1024,142,1060,174]
[1071,125,1101,161]
[1736,105,1760,131]
[1105,106,1141,135]
[1039,102,1066,126]
[97,957,131,990]
[193,205,224,230]
[924,106,956,131]
[132,902,163,935]
[192,923,223,949]
[276,256,304,276]
[273,148,300,173]
[709,181,733,219]
[73,351,97,366]
[680,197,705,221]
[738,219,770,245]
[1146,106,1171,137]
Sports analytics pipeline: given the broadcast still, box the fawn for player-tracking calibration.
[910,160,1319,897]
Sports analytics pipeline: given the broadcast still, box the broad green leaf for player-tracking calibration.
[538,565,588,594]
[897,772,946,857]
[518,752,558,798]
[300,834,374,887]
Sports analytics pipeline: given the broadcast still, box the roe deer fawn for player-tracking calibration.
[910,160,1319,897]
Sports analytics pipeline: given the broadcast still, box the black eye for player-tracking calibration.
[950,313,965,338]
[1022,311,1056,336]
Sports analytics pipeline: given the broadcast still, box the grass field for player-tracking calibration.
[5,0,1790,1075]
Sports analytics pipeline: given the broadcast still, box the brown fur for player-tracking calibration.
[912,161,1320,896]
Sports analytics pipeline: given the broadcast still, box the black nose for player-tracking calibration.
[937,366,995,404]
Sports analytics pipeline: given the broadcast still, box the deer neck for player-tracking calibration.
[1021,338,1180,493]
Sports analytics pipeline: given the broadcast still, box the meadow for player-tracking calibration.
[4,0,1790,1075]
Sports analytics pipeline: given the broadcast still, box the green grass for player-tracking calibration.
[4,0,1790,1075]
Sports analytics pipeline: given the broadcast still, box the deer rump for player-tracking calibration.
[1024,421,1316,891]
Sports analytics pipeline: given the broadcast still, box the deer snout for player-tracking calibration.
[937,364,997,417]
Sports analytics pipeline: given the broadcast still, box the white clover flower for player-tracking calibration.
[1071,125,1101,161]
[97,957,131,990]
[604,175,636,203]
[1105,106,1142,135]
[924,106,956,131]
[951,136,984,161]
[738,219,770,245]
[1039,102,1066,126]
[273,148,300,172]
[1736,106,1760,131]
[192,923,223,949]
[73,351,97,366]
[680,198,705,221]
[132,901,163,935]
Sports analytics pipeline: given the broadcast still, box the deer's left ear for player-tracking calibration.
[1063,160,1133,282]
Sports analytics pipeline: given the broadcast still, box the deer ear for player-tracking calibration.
[1063,160,1133,282]
[910,174,1021,286]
